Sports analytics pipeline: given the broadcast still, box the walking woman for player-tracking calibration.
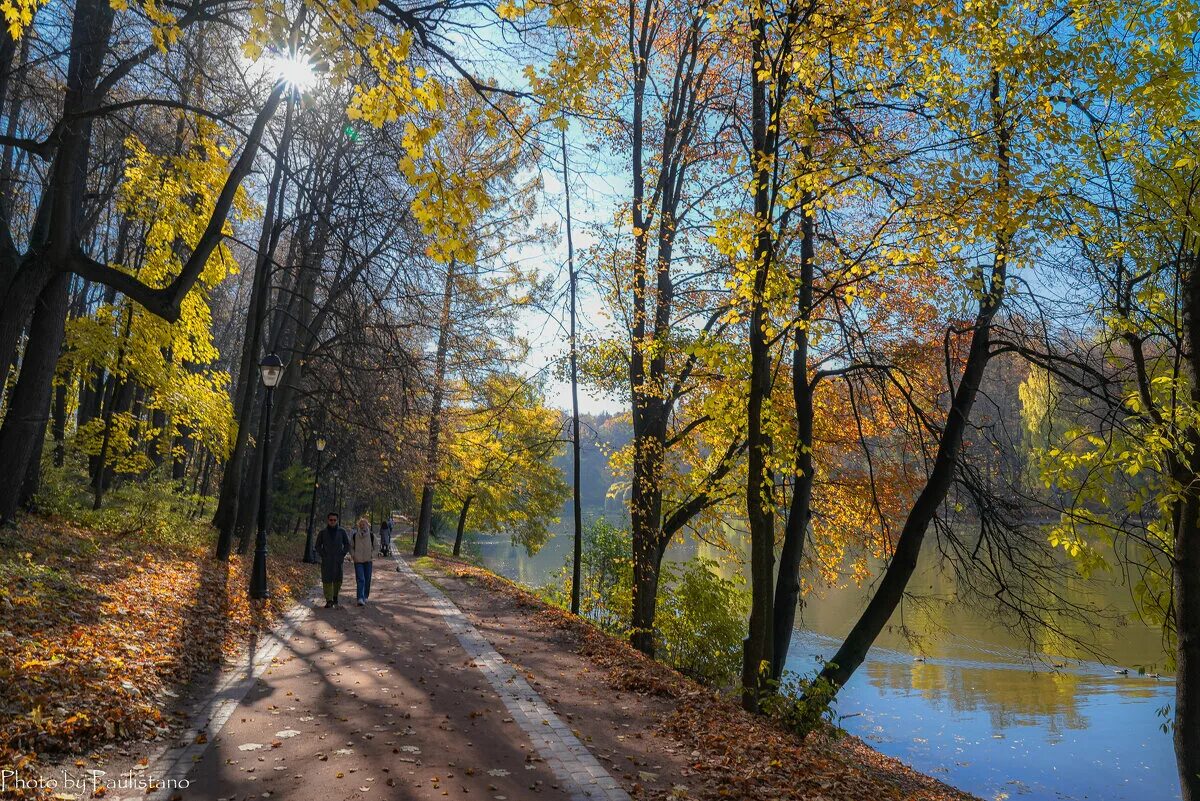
[351,517,375,606]
[379,516,393,557]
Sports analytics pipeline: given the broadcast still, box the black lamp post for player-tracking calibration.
[331,471,341,518]
[250,353,284,600]
[302,435,326,563]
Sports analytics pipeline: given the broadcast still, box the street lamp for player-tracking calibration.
[249,353,285,600]
[302,435,327,563]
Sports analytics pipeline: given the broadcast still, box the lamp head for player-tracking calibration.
[316,436,327,452]
[259,353,284,388]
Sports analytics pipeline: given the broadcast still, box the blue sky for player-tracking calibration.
[514,125,629,417]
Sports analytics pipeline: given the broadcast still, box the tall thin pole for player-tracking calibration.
[302,445,322,562]
[563,125,583,616]
[250,384,274,599]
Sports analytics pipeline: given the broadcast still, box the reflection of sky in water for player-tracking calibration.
[472,530,1181,801]
[787,631,1178,801]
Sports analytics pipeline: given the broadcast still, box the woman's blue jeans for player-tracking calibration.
[354,561,373,601]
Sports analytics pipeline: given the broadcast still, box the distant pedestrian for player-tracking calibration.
[379,517,393,557]
[315,512,351,608]
[351,517,375,606]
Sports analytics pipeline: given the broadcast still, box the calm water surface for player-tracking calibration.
[470,525,1179,801]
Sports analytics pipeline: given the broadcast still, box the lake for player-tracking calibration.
[468,520,1179,801]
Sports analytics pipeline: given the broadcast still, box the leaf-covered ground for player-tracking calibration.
[437,558,978,801]
[0,517,311,793]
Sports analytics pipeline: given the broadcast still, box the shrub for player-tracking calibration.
[83,476,208,548]
[34,457,210,551]
[759,663,842,739]
[540,519,749,688]
[539,517,633,633]
[270,463,314,535]
[33,455,93,518]
[655,557,748,687]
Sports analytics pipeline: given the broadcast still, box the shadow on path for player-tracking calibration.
[164,560,577,801]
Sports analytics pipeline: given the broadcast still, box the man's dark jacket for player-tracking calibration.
[315,525,351,583]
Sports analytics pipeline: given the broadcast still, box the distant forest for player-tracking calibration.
[554,353,1037,520]
[553,413,632,512]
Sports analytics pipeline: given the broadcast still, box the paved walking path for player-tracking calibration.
[142,555,631,801]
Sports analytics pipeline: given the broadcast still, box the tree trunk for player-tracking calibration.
[0,0,114,392]
[91,376,133,510]
[0,0,132,519]
[0,269,52,395]
[234,217,337,552]
[51,376,67,467]
[770,198,814,681]
[813,66,1011,702]
[90,303,133,506]
[452,495,473,556]
[563,126,583,616]
[149,406,167,468]
[816,295,1000,691]
[0,272,72,521]
[741,6,777,713]
[414,259,456,557]
[629,405,666,655]
[20,417,47,510]
[77,279,119,436]
[213,97,295,559]
[233,128,348,554]
[1174,237,1200,801]
[1176,451,1200,801]
[0,29,30,225]
[172,427,192,481]
[193,449,213,517]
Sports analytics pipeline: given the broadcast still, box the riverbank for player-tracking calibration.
[474,521,1183,800]
[1,515,976,800]
[426,553,978,801]
[0,516,311,797]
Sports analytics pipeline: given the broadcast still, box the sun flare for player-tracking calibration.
[268,52,318,93]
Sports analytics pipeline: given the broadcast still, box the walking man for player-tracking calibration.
[315,512,351,608]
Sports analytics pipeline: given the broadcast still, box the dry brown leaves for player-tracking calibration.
[438,557,977,801]
[0,517,311,796]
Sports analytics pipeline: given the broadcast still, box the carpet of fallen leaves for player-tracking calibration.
[438,557,978,801]
[0,516,311,793]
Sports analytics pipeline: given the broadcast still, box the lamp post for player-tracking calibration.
[302,436,326,563]
[250,353,284,600]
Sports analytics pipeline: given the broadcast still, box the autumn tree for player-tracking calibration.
[806,0,1197,715]
[0,0,545,529]
[1004,25,1200,793]
[436,374,568,557]
[519,0,752,656]
[409,88,543,557]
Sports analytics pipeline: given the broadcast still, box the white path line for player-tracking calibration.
[395,555,632,801]
[141,589,318,800]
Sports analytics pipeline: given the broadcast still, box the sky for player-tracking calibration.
[511,127,629,417]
